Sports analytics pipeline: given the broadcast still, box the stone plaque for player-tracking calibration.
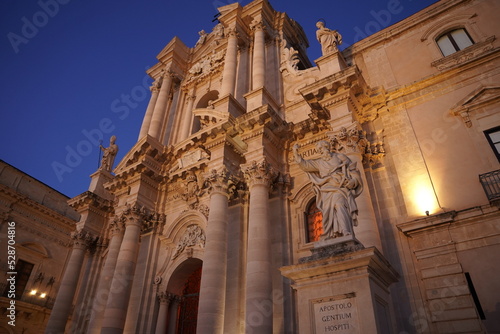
[311,293,358,333]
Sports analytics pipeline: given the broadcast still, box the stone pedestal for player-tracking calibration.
[88,169,114,201]
[315,51,348,77]
[281,238,399,334]
[243,87,279,113]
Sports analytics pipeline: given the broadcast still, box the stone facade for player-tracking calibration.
[42,0,500,333]
[0,160,79,334]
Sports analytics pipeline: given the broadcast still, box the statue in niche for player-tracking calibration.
[99,135,118,172]
[316,21,342,56]
[293,140,362,239]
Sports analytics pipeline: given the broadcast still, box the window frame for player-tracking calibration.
[436,28,475,56]
[484,126,500,162]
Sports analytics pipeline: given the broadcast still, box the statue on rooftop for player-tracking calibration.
[99,135,118,172]
[316,21,342,56]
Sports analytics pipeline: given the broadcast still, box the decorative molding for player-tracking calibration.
[172,225,206,260]
[431,36,496,71]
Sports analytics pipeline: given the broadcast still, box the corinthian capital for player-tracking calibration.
[204,167,232,196]
[243,160,276,189]
[250,19,266,33]
[71,230,94,249]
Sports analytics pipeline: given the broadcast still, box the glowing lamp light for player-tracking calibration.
[30,290,37,295]
[40,293,47,298]
[412,182,439,216]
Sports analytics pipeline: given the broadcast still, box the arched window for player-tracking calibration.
[305,200,323,243]
[436,28,474,56]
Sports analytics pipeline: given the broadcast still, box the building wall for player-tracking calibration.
[0,160,79,334]
[44,0,500,333]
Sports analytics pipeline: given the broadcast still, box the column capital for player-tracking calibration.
[250,19,266,33]
[226,27,239,39]
[243,159,276,189]
[109,217,125,236]
[70,230,94,250]
[157,291,173,305]
[204,167,235,197]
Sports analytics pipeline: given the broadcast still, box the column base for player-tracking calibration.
[281,244,399,333]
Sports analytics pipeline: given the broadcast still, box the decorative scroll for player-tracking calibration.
[172,225,206,260]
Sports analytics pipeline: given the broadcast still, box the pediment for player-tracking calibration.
[113,135,165,174]
[451,86,500,114]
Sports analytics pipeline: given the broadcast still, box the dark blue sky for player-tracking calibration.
[0,0,437,198]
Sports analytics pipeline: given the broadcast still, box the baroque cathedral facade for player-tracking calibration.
[5,0,498,333]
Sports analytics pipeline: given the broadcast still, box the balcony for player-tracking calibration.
[479,169,500,201]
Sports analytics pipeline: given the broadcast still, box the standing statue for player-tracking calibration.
[316,21,342,56]
[99,135,118,172]
[195,30,207,47]
[293,141,362,239]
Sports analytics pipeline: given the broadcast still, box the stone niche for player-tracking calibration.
[281,237,399,333]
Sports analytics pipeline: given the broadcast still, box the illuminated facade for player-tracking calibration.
[0,160,79,334]
[43,0,500,333]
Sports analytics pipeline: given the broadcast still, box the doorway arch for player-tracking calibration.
[164,258,203,333]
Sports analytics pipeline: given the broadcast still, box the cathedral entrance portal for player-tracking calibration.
[164,258,202,334]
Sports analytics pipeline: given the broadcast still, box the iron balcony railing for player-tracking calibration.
[479,169,500,201]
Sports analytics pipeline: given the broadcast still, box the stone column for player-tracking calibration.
[45,231,92,334]
[167,296,181,334]
[149,69,174,140]
[331,127,382,250]
[87,219,125,334]
[155,292,171,334]
[179,91,196,141]
[138,82,160,139]
[251,21,266,90]
[100,205,144,334]
[243,160,275,333]
[220,28,239,96]
[196,169,231,334]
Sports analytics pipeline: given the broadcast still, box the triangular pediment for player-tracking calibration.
[451,86,500,113]
[113,135,165,175]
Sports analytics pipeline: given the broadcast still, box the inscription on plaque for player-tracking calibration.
[312,294,358,333]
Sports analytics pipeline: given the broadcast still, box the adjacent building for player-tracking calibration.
[17,0,500,333]
[0,160,79,334]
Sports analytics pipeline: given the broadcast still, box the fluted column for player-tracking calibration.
[196,169,232,334]
[155,292,172,334]
[138,81,161,139]
[251,21,266,89]
[179,90,196,141]
[149,69,174,140]
[100,205,144,334]
[87,219,125,334]
[220,28,239,96]
[243,160,276,333]
[45,231,92,334]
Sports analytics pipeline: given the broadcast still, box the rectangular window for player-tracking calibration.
[485,126,500,162]
[436,28,474,56]
[2,259,34,299]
